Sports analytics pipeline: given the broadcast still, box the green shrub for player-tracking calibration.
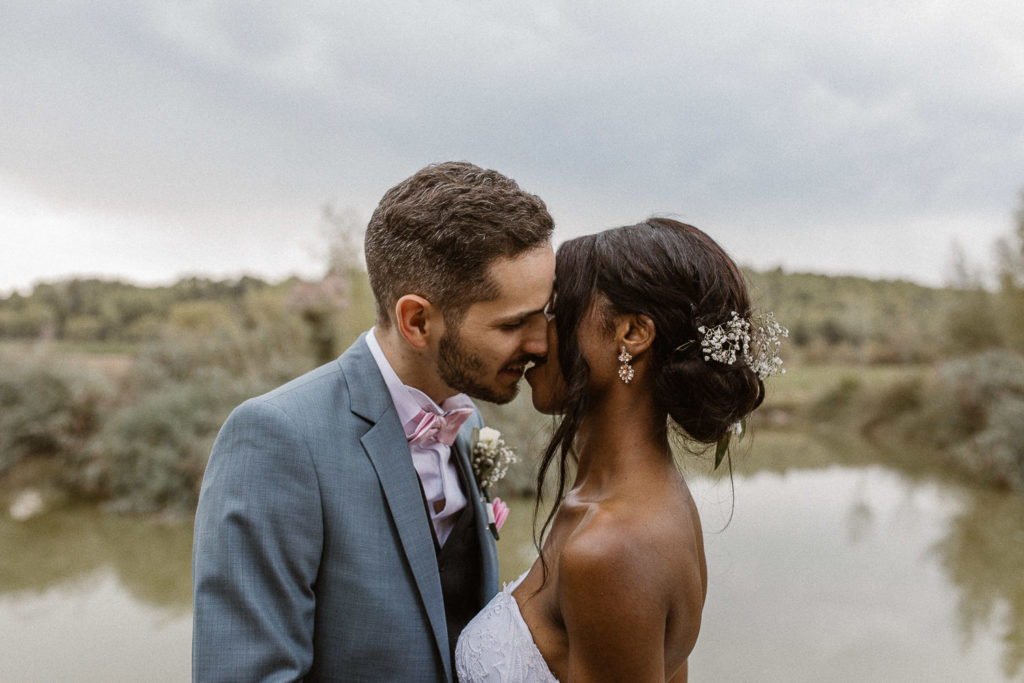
[878,377,923,413]
[809,375,862,422]
[948,397,1024,491]
[944,290,1003,354]
[83,378,262,514]
[933,352,1024,491]
[79,285,326,513]
[916,351,1024,491]
[0,361,108,471]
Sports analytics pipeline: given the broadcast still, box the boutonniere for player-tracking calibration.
[470,426,517,540]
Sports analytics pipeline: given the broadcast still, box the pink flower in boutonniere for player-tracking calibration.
[491,498,509,533]
[471,426,517,540]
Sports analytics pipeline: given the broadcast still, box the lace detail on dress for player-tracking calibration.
[455,572,558,682]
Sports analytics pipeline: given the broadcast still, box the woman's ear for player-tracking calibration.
[394,295,438,349]
[617,314,655,357]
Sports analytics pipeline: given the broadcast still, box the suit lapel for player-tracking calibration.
[341,336,452,679]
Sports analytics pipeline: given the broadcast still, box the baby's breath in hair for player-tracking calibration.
[747,312,788,380]
[698,311,750,367]
[698,311,789,380]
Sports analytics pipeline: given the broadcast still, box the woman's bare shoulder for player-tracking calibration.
[557,493,703,600]
[550,496,706,679]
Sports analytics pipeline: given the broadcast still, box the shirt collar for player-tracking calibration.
[366,328,474,430]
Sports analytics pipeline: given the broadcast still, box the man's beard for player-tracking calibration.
[437,327,519,404]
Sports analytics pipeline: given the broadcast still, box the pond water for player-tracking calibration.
[0,507,193,681]
[686,466,1024,682]
[2,440,1023,681]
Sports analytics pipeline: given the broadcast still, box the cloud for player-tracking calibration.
[1,0,1022,291]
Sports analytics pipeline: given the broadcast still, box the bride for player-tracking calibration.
[456,218,782,681]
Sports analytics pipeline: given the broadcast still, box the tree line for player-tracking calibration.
[1,265,1018,361]
[2,192,1023,514]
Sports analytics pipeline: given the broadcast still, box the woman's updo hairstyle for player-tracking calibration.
[533,217,765,573]
[552,217,764,443]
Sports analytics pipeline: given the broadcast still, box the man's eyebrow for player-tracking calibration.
[498,305,548,323]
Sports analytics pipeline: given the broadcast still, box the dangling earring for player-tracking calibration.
[617,345,634,384]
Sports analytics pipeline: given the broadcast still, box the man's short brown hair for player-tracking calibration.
[365,161,554,326]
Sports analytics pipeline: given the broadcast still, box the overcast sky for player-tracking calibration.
[2,1,1022,294]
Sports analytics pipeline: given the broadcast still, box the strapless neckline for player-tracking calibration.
[455,571,558,682]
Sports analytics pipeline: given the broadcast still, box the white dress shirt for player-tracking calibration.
[366,329,471,546]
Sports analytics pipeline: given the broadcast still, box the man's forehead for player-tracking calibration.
[468,246,553,309]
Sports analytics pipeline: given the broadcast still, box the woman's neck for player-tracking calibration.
[571,386,670,495]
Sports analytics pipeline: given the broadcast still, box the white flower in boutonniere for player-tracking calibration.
[471,426,517,539]
[472,427,516,489]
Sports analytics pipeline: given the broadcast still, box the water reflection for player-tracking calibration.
[933,486,1024,679]
[743,429,1024,680]
[0,507,192,682]
[687,465,1016,682]
[0,506,192,608]
[0,569,191,682]
[1,434,1022,682]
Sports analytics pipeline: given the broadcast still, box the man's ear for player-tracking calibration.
[394,295,439,349]
[617,314,656,357]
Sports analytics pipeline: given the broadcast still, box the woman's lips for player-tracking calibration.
[524,359,544,382]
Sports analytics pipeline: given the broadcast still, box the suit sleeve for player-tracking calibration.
[192,398,324,682]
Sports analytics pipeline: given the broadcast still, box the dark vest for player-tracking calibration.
[415,453,484,676]
[436,496,483,671]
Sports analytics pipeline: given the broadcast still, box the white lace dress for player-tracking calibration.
[455,571,558,682]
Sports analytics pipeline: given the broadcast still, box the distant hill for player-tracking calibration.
[744,268,983,362]
[0,268,1005,362]
[0,275,280,343]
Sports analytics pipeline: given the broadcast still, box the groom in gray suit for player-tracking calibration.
[192,161,555,681]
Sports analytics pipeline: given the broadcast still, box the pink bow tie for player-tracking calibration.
[407,408,474,447]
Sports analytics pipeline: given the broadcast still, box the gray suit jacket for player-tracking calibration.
[192,334,500,682]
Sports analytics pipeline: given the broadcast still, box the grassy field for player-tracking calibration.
[760,361,929,408]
